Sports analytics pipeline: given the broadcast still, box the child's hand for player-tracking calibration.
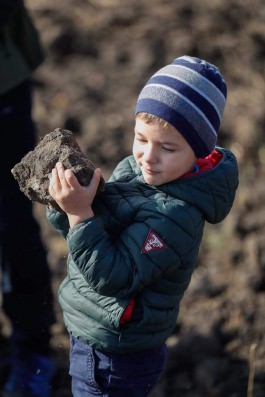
[49,162,101,227]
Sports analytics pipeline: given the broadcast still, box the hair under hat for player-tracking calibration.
[135,55,227,158]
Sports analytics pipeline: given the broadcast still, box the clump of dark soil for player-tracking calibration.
[12,128,105,212]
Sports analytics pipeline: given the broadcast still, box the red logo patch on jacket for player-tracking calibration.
[141,229,167,253]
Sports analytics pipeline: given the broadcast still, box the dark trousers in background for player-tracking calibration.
[0,79,55,352]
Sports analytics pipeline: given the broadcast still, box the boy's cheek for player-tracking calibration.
[132,145,139,160]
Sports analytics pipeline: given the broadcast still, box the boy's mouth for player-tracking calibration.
[143,167,160,175]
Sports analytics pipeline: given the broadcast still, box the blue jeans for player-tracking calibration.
[69,335,168,397]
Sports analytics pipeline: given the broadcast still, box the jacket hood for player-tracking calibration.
[123,147,239,224]
[166,148,238,223]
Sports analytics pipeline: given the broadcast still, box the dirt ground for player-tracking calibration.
[1,0,265,396]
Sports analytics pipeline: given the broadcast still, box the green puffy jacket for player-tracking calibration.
[47,147,238,353]
[0,1,44,95]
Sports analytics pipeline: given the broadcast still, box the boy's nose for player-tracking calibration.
[143,145,157,163]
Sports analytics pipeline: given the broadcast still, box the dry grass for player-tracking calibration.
[247,343,257,397]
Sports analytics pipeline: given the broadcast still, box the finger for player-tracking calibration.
[56,162,70,188]
[56,162,65,180]
[94,168,102,182]
[48,182,54,197]
[89,168,101,194]
[64,169,79,188]
[49,171,58,197]
[50,167,61,189]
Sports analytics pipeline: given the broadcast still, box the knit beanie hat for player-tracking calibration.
[135,55,227,158]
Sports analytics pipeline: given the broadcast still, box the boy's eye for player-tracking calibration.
[136,137,147,143]
[162,147,175,152]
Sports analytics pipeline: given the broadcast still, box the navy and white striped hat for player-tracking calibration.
[135,55,227,158]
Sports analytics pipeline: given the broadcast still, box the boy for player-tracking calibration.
[47,55,239,397]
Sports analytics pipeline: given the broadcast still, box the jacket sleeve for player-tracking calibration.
[46,208,70,239]
[66,200,200,298]
[0,0,22,28]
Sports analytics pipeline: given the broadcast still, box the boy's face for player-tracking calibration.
[133,118,197,186]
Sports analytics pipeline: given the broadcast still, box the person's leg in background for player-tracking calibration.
[0,79,56,397]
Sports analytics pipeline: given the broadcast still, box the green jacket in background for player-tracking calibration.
[47,147,239,354]
[0,1,44,95]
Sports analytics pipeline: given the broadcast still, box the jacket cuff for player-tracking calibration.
[67,217,104,249]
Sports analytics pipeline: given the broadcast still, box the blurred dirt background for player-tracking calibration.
[1,0,265,396]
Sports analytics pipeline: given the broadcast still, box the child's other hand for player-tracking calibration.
[49,162,101,227]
